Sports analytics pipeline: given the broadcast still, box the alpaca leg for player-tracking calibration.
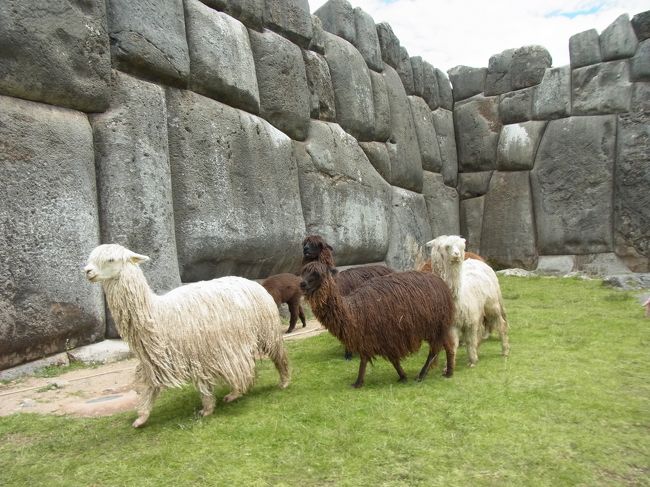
[416,345,440,381]
[269,343,291,389]
[298,304,307,328]
[390,358,408,383]
[344,349,353,360]
[498,314,510,357]
[200,391,216,416]
[466,323,480,367]
[223,388,243,403]
[286,300,298,333]
[133,384,160,428]
[352,357,368,388]
[442,336,456,378]
[443,327,460,375]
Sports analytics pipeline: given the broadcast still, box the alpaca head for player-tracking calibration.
[302,235,334,264]
[84,244,150,283]
[300,261,336,297]
[426,235,466,271]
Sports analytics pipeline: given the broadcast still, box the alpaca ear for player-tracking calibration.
[127,251,150,265]
[328,267,338,276]
[326,243,334,252]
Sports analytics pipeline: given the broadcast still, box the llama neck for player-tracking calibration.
[440,260,462,301]
[306,278,353,344]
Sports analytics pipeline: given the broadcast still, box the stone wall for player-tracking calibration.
[0,0,647,370]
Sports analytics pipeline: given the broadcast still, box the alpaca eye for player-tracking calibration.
[108,258,115,263]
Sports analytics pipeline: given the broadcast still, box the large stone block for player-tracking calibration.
[631,39,650,81]
[199,0,265,31]
[296,121,391,265]
[431,108,458,186]
[314,0,355,44]
[249,29,310,140]
[631,10,650,41]
[408,96,442,172]
[185,1,260,113]
[481,171,537,269]
[166,89,306,280]
[448,65,486,102]
[454,95,501,172]
[422,61,441,110]
[264,0,312,48]
[370,71,391,142]
[497,121,547,171]
[107,0,190,87]
[0,95,104,370]
[533,66,571,120]
[485,49,515,96]
[572,60,632,114]
[0,0,110,112]
[359,142,391,182]
[632,82,650,111]
[309,14,326,54]
[510,45,552,90]
[397,46,415,95]
[499,86,535,124]
[376,22,401,69]
[614,111,650,272]
[436,68,454,110]
[324,32,374,141]
[354,7,383,72]
[422,172,460,238]
[569,29,602,68]
[383,65,424,192]
[457,171,493,199]
[600,14,638,61]
[460,197,485,254]
[90,71,181,295]
[303,50,336,122]
[411,57,425,97]
[531,116,616,254]
[385,187,432,271]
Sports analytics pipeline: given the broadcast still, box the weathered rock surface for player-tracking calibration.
[457,171,493,199]
[185,1,260,113]
[376,22,401,69]
[0,0,110,112]
[383,65,423,192]
[569,29,602,68]
[108,0,190,87]
[614,111,650,272]
[385,187,432,270]
[303,50,337,121]
[166,88,306,280]
[397,46,415,95]
[199,0,265,31]
[0,95,104,370]
[436,68,454,110]
[296,121,391,265]
[323,32,374,141]
[600,14,638,61]
[631,39,650,81]
[422,172,460,238]
[533,66,571,120]
[422,61,441,110]
[411,57,425,97]
[359,141,391,182]
[531,116,616,254]
[631,10,650,41]
[496,121,547,171]
[264,0,313,48]
[632,82,650,111]
[448,65,486,101]
[460,196,485,254]
[314,0,355,44]
[408,96,442,172]
[354,7,383,72]
[370,71,391,142]
[309,14,326,54]
[431,108,458,186]
[249,29,310,140]
[454,95,501,172]
[481,171,538,269]
[499,86,535,124]
[485,49,515,96]
[510,45,552,90]
[572,60,632,114]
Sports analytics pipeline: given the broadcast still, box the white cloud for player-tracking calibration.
[309,0,647,73]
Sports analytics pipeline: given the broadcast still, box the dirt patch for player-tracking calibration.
[0,320,325,418]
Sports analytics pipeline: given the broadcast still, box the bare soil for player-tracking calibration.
[0,320,325,418]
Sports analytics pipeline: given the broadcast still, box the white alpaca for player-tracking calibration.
[427,235,510,367]
[84,244,290,428]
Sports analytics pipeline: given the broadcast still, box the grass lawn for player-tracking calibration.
[0,276,648,486]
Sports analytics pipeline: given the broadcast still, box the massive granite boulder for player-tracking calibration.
[397,46,415,95]
[631,10,650,41]
[249,29,310,140]
[303,50,337,121]
[199,0,265,31]
[448,65,486,102]
[314,0,355,44]
[499,86,535,124]
[0,0,110,112]
[533,66,571,120]
[0,95,104,369]
[431,108,458,186]
[510,45,552,90]
[460,197,485,254]
[376,22,401,69]
[353,7,383,72]
[185,0,260,113]
[496,121,547,171]
[108,0,190,87]
[600,14,638,61]
[531,115,616,254]
[369,71,391,142]
[422,61,441,110]
[422,172,460,238]
[166,88,306,280]
[383,65,423,192]
[264,0,312,48]
[631,40,650,81]
[481,171,538,269]
[485,49,515,96]
[436,68,454,110]
[457,172,493,199]
[408,96,442,172]
[614,111,650,271]
[572,60,632,114]
[323,32,375,141]
[454,95,501,172]
[359,141,392,182]
[569,29,602,68]
[296,121,391,265]
[411,57,425,97]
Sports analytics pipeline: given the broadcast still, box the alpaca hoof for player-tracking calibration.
[200,408,214,417]
[223,393,241,403]
[397,376,408,383]
[285,328,294,334]
[468,362,476,368]
[132,417,147,428]
[351,382,363,389]
[279,380,290,390]
[443,370,454,378]
[344,352,353,360]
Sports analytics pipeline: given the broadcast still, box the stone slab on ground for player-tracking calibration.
[67,340,133,365]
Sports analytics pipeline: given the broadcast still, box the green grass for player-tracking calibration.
[1,277,648,486]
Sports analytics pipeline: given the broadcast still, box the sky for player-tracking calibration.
[308,0,648,74]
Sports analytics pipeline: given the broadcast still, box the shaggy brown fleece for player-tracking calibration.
[301,262,456,388]
[262,273,307,333]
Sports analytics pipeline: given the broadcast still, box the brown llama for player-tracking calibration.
[300,261,456,388]
[301,234,394,359]
[417,251,485,273]
[262,273,307,333]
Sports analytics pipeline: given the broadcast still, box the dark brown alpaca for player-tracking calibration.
[417,251,485,273]
[301,235,394,359]
[300,261,456,388]
[262,273,306,333]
